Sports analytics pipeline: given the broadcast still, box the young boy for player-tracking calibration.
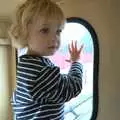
[9,0,83,119]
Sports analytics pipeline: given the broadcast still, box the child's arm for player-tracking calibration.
[31,62,82,103]
[47,62,83,103]
[32,41,83,103]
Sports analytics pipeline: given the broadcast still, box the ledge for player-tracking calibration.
[0,38,11,45]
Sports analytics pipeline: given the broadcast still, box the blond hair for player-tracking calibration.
[8,0,65,48]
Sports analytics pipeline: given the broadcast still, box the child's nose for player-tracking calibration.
[51,34,57,41]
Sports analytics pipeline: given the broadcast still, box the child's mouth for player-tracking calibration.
[48,46,57,49]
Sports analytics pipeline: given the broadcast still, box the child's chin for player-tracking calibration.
[48,52,56,56]
[47,51,57,56]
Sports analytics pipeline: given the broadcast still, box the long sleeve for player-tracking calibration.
[32,62,83,103]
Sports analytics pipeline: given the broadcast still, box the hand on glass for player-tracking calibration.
[66,40,84,63]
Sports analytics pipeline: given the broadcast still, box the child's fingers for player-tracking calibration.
[75,40,77,51]
[78,44,84,54]
[68,44,72,54]
[71,40,74,51]
[67,41,84,63]
[69,40,83,54]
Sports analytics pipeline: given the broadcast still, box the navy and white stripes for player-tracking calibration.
[11,55,83,120]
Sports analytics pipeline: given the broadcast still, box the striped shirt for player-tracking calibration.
[11,55,83,120]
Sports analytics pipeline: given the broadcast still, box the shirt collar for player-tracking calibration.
[19,54,54,67]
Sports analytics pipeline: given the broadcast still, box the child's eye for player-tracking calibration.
[56,29,62,35]
[40,28,49,34]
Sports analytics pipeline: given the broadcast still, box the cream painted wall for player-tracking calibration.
[59,0,120,120]
[0,45,16,120]
[0,20,15,120]
[0,45,13,120]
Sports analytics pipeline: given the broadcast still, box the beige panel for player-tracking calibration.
[0,45,16,120]
[0,15,14,120]
[0,46,10,120]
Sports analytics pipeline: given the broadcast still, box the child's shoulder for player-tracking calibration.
[18,54,54,67]
[19,54,41,61]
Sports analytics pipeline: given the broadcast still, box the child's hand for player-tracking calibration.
[66,40,84,63]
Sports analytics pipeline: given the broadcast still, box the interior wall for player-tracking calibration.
[0,45,13,120]
[60,0,120,120]
[0,20,15,120]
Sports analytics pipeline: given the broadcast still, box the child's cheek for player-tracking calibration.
[57,40,60,49]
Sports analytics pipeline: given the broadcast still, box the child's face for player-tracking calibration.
[27,17,64,56]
